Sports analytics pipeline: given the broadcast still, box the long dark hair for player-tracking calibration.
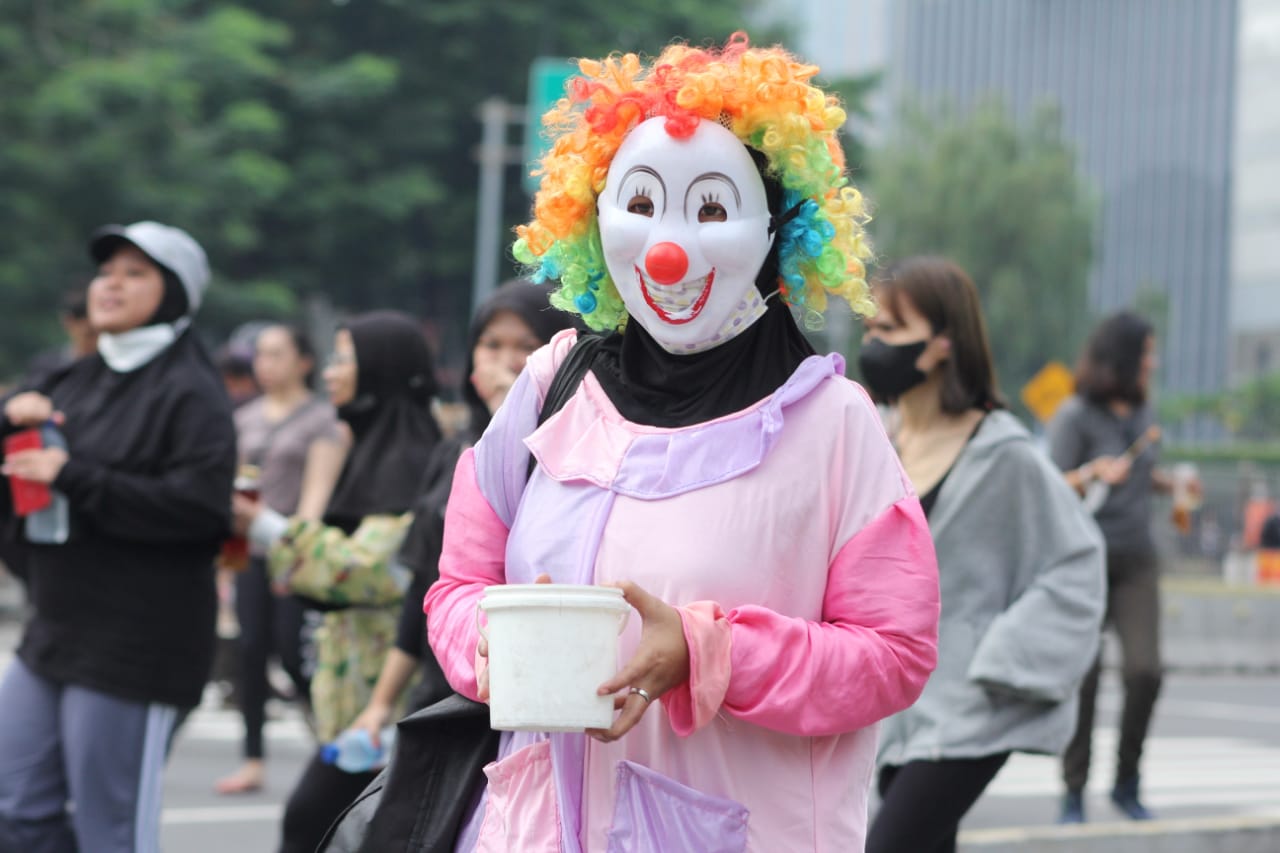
[1075,311,1154,405]
[871,256,1005,414]
[258,324,319,388]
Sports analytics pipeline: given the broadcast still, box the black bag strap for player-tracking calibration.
[539,333,604,427]
[525,333,604,481]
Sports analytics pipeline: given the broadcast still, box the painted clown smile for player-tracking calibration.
[635,266,717,325]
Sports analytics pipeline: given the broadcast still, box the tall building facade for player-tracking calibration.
[883,0,1239,403]
[1231,0,1280,385]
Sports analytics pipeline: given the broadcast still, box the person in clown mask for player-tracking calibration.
[426,36,940,851]
[860,257,1105,853]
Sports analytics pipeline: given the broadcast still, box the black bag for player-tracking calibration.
[319,334,603,853]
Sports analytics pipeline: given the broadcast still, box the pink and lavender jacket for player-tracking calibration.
[426,330,940,852]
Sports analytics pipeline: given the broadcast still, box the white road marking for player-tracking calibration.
[162,805,283,825]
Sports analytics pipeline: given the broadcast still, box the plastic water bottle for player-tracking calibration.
[26,423,69,545]
[320,726,397,773]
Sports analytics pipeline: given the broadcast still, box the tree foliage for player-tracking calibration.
[824,70,880,180]
[0,0,772,381]
[867,101,1096,406]
[1163,371,1280,442]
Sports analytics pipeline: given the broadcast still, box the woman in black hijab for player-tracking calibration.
[347,280,576,744]
[237,310,440,853]
[425,38,940,851]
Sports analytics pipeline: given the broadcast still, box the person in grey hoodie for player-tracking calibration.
[861,257,1106,853]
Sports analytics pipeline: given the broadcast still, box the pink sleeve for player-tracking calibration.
[424,448,509,701]
[662,497,940,737]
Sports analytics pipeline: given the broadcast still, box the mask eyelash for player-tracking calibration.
[700,191,720,205]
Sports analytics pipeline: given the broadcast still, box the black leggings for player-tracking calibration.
[278,751,378,853]
[235,556,309,759]
[866,753,1010,853]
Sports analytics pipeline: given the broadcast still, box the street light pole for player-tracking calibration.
[471,97,511,317]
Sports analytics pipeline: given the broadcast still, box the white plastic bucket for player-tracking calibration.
[478,584,631,732]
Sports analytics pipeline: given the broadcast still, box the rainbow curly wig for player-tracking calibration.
[513,32,875,332]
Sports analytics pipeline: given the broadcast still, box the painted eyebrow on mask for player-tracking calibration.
[618,166,667,213]
[683,172,741,212]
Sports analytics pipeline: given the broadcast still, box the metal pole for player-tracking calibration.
[472,98,509,317]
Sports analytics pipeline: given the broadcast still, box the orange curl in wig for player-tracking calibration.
[512,33,874,330]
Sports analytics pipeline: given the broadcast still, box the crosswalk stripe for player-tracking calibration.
[177,708,312,744]
[984,728,1280,812]
[162,805,283,825]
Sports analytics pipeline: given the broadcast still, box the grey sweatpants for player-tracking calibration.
[0,658,178,853]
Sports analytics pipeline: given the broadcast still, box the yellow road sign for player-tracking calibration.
[1021,361,1075,423]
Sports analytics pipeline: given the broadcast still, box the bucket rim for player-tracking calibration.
[479,583,629,611]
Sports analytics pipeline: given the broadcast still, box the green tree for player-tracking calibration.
[824,70,881,179]
[867,100,1096,408]
[1163,371,1280,442]
[0,0,775,382]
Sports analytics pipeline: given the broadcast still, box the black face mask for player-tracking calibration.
[858,338,929,401]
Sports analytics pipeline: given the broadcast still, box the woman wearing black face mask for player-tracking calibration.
[863,257,1106,853]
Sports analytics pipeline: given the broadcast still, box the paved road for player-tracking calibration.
[2,606,1278,851]
[161,701,311,851]
[963,673,1280,831]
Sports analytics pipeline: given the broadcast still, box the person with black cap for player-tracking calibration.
[0,221,236,853]
[234,311,442,853]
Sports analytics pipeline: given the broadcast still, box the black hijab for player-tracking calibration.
[590,150,816,428]
[324,311,441,531]
[395,283,574,580]
[460,279,579,440]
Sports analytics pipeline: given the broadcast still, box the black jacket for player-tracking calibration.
[320,696,500,853]
[1,332,236,708]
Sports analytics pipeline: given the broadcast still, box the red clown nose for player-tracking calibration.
[644,242,689,285]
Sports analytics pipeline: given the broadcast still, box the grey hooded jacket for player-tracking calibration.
[878,410,1106,766]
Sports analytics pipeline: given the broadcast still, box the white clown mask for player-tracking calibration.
[597,117,775,354]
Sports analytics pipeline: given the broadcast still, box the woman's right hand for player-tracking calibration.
[350,701,394,749]
[477,573,551,701]
[4,392,62,429]
[476,632,490,702]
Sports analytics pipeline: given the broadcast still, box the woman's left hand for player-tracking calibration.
[231,493,262,537]
[587,581,690,744]
[2,447,69,485]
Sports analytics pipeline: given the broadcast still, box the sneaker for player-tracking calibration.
[1059,789,1086,824]
[1110,776,1154,820]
